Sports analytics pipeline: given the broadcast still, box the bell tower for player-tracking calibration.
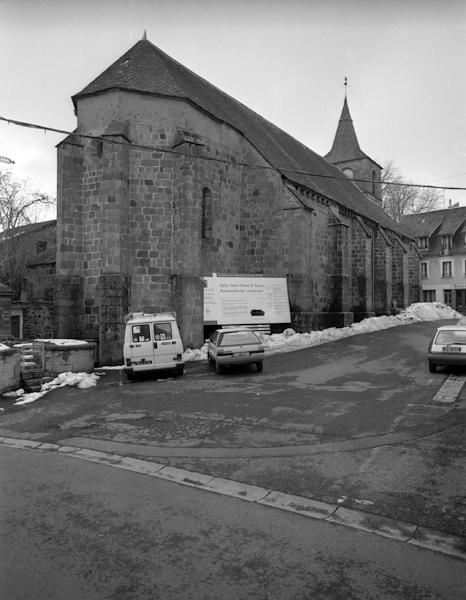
[325,79,382,204]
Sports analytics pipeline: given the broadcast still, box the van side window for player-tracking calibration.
[153,322,172,340]
[132,324,151,342]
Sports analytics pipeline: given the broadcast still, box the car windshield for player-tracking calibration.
[435,330,466,345]
[219,331,259,346]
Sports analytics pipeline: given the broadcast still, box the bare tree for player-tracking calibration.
[0,170,55,299]
[382,160,443,221]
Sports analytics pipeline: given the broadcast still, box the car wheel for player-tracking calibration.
[428,361,437,373]
[256,362,263,372]
[215,362,224,374]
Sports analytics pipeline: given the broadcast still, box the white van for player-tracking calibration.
[123,312,184,379]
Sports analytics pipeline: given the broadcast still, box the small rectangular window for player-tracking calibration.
[423,290,436,302]
[36,241,47,253]
[153,322,172,340]
[421,262,428,278]
[444,289,452,305]
[418,237,428,249]
[132,324,151,342]
[442,235,452,251]
[442,261,452,278]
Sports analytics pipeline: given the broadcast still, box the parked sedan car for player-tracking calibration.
[208,328,265,374]
[427,324,466,372]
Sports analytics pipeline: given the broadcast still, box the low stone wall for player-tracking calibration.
[291,311,355,332]
[38,341,97,375]
[0,347,21,394]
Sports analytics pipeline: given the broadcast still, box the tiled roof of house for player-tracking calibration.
[401,207,466,238]
[0,220,56,265]
[73,38,409,238]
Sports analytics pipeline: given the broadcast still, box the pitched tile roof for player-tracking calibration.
[325,98,366,162]
[0,282,12,295]
[73,39,409,238]
[401,207,466,238]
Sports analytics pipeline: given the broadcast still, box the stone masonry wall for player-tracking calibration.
[351,219,373,315]
[57,89,417,361]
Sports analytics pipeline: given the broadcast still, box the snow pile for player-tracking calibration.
[34,339,89,346]
[183,344,209,362]
[183,302,461,361]
[12,371,100,406]
[3,302,460,407]
[0,343,10,351]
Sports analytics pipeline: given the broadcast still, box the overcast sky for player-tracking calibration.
[1,0,465,215]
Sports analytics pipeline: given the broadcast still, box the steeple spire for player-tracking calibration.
[325,83,383,203]
[325,92,363,163]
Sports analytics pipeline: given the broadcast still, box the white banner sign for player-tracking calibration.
[204,276,291,325]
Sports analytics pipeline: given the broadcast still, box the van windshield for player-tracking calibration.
[435,330,466,345]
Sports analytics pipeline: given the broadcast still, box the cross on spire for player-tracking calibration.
[344,76,348,97]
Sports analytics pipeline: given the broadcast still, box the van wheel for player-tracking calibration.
[126,370,135,381]
[256,362,263,372]
[428,361,437,373]
[175,365,184,377]
[215,362,224,374]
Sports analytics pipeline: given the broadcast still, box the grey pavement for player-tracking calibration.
[1,320,465,561]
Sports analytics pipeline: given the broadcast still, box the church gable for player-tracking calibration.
[54,36,419,365]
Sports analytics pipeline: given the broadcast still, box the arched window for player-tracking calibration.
[372,170,376,194]
[202,187,213,239]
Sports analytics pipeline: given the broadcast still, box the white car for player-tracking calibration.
[207,328,265,374]
[427,324,466,372]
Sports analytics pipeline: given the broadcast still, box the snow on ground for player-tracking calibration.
[10,372,100,406]
[2,302,461,407]
[34,339,90,346]
[182,302,462,361]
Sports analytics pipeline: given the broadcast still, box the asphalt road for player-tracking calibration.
[1,319,465,537]
[1,445,465,600]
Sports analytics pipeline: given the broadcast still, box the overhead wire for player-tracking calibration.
[1,114,465,191]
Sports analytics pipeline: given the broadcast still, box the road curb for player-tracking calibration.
[1,435,465,561]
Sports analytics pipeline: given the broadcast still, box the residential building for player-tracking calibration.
[401,206,466,313]
[0,220,56,339]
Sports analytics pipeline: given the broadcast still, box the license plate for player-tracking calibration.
[233,352,250,357]
[444,346,461,352]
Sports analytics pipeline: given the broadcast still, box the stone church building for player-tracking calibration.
[55,36,419,365]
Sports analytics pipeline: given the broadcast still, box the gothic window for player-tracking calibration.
[202,187,213,239]
[372,170,376,194]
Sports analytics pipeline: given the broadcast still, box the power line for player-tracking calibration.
[1,115,465,191]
